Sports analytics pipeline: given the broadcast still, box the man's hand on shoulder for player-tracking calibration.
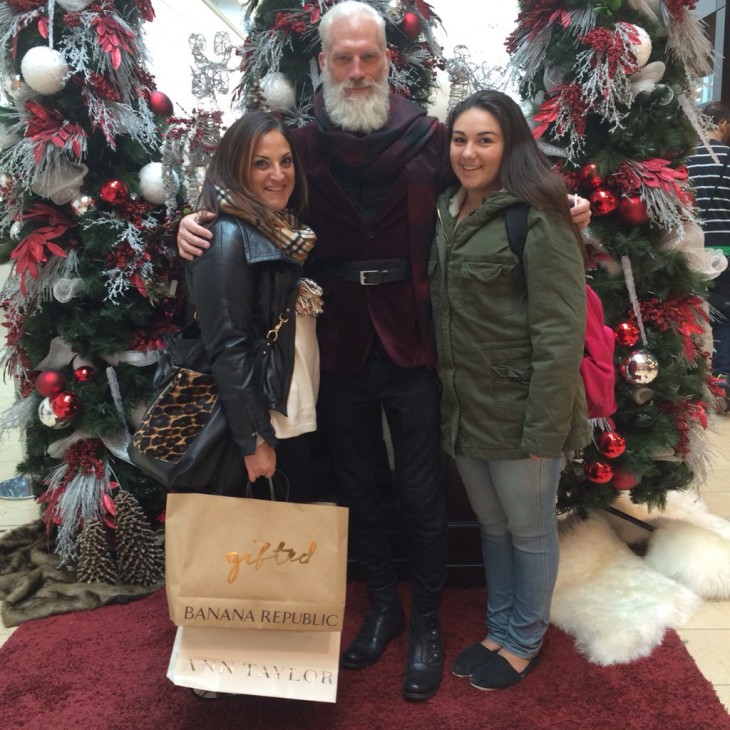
[569,195,591,231]
[177,211,215,261]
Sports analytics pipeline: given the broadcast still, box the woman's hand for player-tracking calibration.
[177,211,214,261]
[244,441,277,482]
[569,194,591,231]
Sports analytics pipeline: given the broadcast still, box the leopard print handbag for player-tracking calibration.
[128,366,247,496]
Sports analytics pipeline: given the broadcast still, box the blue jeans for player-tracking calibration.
[454,456,561,659]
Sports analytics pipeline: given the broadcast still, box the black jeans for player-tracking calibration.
[318,353,447,612]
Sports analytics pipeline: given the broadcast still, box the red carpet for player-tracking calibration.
[1,583,728,730]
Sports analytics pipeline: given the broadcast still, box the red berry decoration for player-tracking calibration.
[400,11,422,38]
[597,431,626,459]
[617,196,650,226]
[51,391,81,420]
[149,90,174,116]
[614,322,640,347]
[74,365,94,383]
[578,162,603,190]
[99,179,129,206]
[36,370,66,398]
[589,188,618,216]
[584,460,614,484]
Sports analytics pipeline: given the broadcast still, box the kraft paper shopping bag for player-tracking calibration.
[165,492,349,631]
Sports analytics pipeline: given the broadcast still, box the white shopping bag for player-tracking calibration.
[167,625,343,703]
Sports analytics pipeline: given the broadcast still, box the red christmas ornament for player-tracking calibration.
[612,467,639,490]
[617,196,650,226]
[578,162,604,190]
[614,321,640,347]
[149,90,173,117]
[597,431,626,459]
[400,11,423,38]
[584,460,614,484]
[589,188,618,216]
[99,179,129,206]
[74,365,94,383]
[36,370,66,398]
[51,391,81,420]
[674,164,688,181]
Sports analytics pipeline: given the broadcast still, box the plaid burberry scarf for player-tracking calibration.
[216,185,316,263]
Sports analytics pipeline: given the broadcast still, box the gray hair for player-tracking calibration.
[318,1,386,52]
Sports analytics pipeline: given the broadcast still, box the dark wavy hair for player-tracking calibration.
[197,111,308,226]
[448,89,584,253]
[702,100,730,126]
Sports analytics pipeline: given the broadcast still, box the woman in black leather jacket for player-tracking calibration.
[187,111,322,502]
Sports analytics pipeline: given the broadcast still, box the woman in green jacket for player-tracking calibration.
[430,89,591,691]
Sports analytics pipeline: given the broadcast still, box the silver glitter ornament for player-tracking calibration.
[620,349,659,385]
[70,194,96,217]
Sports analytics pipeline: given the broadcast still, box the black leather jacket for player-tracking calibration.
[186,214,302,456]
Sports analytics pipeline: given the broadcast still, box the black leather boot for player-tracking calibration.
[340,583,405,669]
[402,610,444,701]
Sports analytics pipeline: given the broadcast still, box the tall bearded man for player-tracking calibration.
[177,1,591,701]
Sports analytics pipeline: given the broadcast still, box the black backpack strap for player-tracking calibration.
[503,203,530,281]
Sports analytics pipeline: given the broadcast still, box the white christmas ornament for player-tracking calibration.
[629,61,665,98]
[56,0,94,9]
[20,47,69,96]
[139,162,179,205]
[261,72,297,113]
[627,24,652,68]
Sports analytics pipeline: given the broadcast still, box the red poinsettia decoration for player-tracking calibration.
[506,0,564,52]
[533,84,588,140]
[11,226,68,296]
[130,320,180,352]
[24,100,87,162]
[92,12,137,70]
[135,0,155,22]
[10,204,74,296]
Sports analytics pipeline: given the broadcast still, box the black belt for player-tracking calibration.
[316,258,410,285]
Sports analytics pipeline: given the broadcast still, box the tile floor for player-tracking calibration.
[0,371,728,715]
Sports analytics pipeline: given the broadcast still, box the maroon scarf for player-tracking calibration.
[314,92,446,356]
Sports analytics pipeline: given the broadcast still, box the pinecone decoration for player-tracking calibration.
[245,78,270,112]
[115,490,164,586]
[76,519,118,585]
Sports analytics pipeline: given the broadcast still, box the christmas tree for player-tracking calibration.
[234,0,444,123]
[0,0,181,567]
[507,0,723,514]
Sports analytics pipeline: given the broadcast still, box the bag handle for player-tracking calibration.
[245,469,291,502]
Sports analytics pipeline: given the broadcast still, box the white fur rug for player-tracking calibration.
[552,491,730,665]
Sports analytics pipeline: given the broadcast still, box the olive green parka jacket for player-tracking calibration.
[430,187,592,460]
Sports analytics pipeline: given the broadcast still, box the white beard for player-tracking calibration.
[322,70,390,134]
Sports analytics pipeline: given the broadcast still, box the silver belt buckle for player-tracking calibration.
[359,269,381,285]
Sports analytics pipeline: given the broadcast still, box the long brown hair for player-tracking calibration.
[197,111,308,226]
[448,89,584,255]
